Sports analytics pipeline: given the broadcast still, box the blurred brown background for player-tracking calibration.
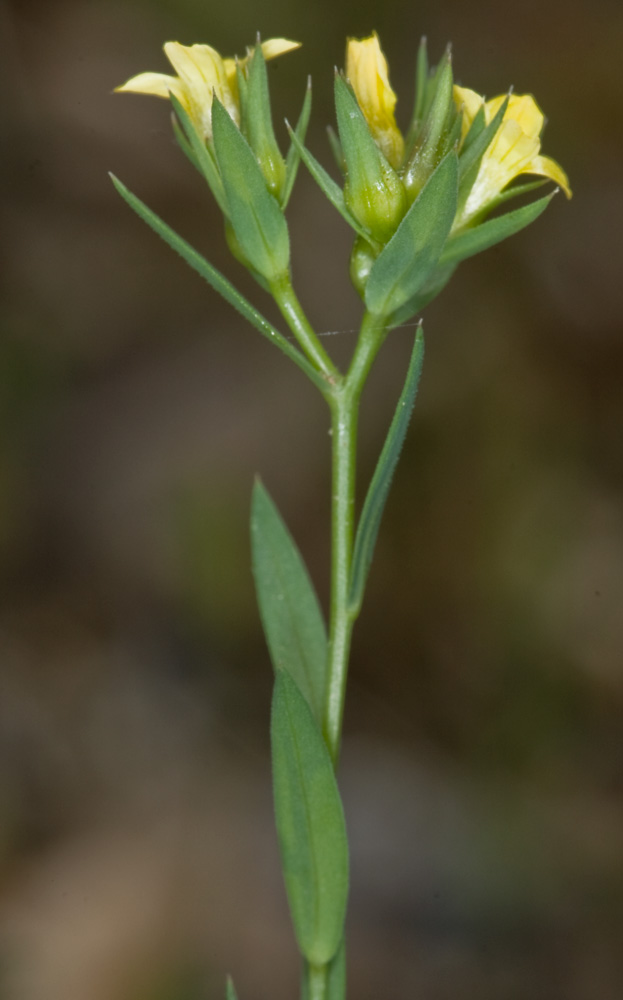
[1,0,622,997]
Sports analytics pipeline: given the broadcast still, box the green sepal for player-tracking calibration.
[235,61,249,135]
[326,125,345,173]
[212,98,290,281]
[282,77,312,208]
[271,671,349,965]
[171,112,200,172]
[440,192,554,267]
[168,94,229,218]
[250,480,327,725]
[445,108,463,154]
[287,127,375,244]
[365,151,458,317]
[225,977,238,1000]
[460,104,486,154]
[479,177,549,214]
[109,174,325,391]
[405,35,429,149]
[457,93,509,206]
[245,43,286,199]
[335,74,406,243]
[404,48,454,196]
[349,326,424,613]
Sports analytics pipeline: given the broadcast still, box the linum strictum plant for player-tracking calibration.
[112,29,571,1000]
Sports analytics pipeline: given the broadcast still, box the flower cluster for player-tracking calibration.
[342,32,570,229]
[115,31,571,322]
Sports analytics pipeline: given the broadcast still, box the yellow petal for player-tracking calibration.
[346,32,404,168]
[114,71,186,104]
[164,41,238,134]
[525,154,572,197]
[453,84,484,139]
[487,92,544,138]
[260,38,301,60]
[163,42,225,96]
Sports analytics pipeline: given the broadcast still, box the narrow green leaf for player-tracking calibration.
[110,174,325,391]
[271,672,349,965]
[286,127,374,243]
[349,326,424,613]
[225,977,238,1000]
[251,480,327,724]
[440,193,554,267]
[387,262,457,327]
[283,78,312,208]
[168,93,229,217]
[212,98,289,280]
[365,152,458,316]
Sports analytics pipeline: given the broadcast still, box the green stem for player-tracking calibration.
[270,273,340,387]
[324,310,389,764]
[304,962,328,1000]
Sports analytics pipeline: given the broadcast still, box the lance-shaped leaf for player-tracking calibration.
[439,192,554,267]
[349,326,425,613]
[282,78,312,208]
[169,93,229,217]
[286,126,374,243]
[251,480,327,724]
[110,174,325,391]
[271,671,349,965]
[212,98,290,281]
[365,151,458,317]
[387,262,457,328]
[225,977,238,1000]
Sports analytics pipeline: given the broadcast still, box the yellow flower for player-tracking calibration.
[116,38,300,141]
[454,85,572,223]
[346,32,404,169]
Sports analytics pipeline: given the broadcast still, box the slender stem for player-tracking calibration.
[324,311,389,764]
[270,273,340,386]
[304,962,328,1000]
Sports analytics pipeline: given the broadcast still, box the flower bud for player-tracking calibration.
[349,236,377,298]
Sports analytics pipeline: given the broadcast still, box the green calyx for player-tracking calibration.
[241,43,287,199]
[335,74,407,245]
[403,47,458,202]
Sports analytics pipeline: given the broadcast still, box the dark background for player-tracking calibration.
[1,0,622,997]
